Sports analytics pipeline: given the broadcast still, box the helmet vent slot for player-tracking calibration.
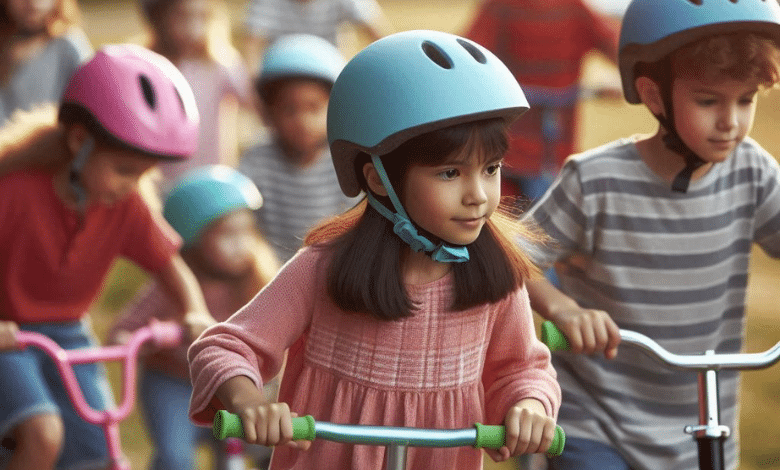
[685,0,703,4]
[139,74,156,110]
[457,39,487,64]
[421,41,453,69]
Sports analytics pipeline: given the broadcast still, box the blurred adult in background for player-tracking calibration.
[140,0,253,192]
[242,0,392,74]
[466,0,620,211]
[0,0,92,125]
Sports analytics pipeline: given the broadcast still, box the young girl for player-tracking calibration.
[188,30,561,469]
[0,44,216,470]
[110,165,279,470]
[140,0,253,190]
[0,0,92,124]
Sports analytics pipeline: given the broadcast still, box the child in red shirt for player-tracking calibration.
[466,0,619,208]
[0,45,216,470]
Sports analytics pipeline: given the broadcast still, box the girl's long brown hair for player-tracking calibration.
[305,118,543,320]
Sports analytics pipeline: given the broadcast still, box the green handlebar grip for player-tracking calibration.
[213,410,316,441]
[213,409,243,440]
[292,415,316,441]
[474,423,565,457]
[541,321,571,352]
[547,425,566,456]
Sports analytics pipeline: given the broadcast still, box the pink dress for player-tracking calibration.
[189,246,560,469]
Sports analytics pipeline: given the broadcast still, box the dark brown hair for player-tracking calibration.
[305,118,541,320]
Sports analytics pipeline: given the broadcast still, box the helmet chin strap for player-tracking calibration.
[68,136,95,211]
[649,60,706,193]
[654,111,706,193]
[366,154,469,263]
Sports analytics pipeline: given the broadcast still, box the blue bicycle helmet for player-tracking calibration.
[327,30,528,262]
[619,0,780,104]
[328,29,529,198]
[256,34,345,98]
[163,165,263,247]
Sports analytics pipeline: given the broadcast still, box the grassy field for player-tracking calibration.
[79,1,780,468]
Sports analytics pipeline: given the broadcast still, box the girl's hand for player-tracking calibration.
[550,306,620,359]
[486,399,556,462]
[0,320,19,351]
[215,375,311,450]
[235,402,311,450]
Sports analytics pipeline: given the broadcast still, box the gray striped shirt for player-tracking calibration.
[244,0,382,44]
[524,136,780,469]
[239,141,358,263]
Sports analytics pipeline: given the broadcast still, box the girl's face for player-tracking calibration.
[196,209,257,277]
[80,146,157,206]
[5,0,57,33]
[166,0,210,55]
[267,80,330,165]
[672,76,759,164]
[401,148,502,247]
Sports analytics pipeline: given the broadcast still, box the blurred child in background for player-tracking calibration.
[242,0,392,74]
[140,0,253,191]
[0,0,92,124]
[110,165,279,470]
[466,0,619,210]
[239,34,358,263]
[0,44,215,470]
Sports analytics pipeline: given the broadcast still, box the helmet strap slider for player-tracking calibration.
[366,154,469,263]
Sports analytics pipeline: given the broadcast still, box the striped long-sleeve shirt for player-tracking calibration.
[524,136,780,469]
[238,141,358,263]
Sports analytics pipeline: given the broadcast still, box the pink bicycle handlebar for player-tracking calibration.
[15,319,182,426]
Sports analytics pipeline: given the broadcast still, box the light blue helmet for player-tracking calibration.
[328,30,529,198]
[256,34,346,98]
[619,0,780,103]
[163,165,263,247]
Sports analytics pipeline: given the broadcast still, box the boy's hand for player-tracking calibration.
[550,307,621,359]
[0,320,19,351]
[486,399,556,462]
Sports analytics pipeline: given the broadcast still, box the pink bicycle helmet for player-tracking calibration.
[59,44,199,159]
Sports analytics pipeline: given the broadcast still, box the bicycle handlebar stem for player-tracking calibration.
[540,320,780,470]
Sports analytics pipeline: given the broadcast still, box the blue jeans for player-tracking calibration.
[139,369,272,470]
[0,320,112,470]
[547,437,633,470]
[139,369,210,470]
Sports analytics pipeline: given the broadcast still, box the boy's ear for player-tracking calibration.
[362,162,389,197]
[64,123,91,156]
[635,76,666,117]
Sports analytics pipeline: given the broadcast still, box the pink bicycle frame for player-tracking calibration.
[14,319,182,470]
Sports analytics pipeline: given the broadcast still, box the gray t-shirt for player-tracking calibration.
[524,136,780,470]
[239,140,359,262]
[0,28,92,124]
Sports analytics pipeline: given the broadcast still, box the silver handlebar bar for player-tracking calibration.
[541,321,780,371]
